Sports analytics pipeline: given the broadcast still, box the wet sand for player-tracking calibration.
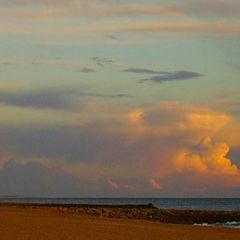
[0,206,239,240]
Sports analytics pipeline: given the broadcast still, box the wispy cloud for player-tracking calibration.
[149,178,161,190]
[182,0,240,19]
[1,17,239,37]
[0,82,21,90]
[86,93,132,99]
[0,1,239,37]
[105,34,118,40]
[124,69,203,83]
[0,1,182,19]
[91,57,115,67]
[140,71,203,83]
[126,21,240,35]
[78,67,95,73]
[2,0,240,20]
[0,58,96,73]
[107,179,119,190]
[124,68,168,75]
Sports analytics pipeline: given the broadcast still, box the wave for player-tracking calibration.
[194,221,240,229]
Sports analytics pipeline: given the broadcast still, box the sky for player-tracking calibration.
[0,0,240,197]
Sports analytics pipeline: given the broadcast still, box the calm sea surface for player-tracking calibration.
[0,197,240,211]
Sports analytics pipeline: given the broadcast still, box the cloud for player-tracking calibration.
[0,124,127,163]
[126,21,240,35]
[106,178,137,191]
[107,179,119,190]
[209,99,240,117]
[124,102,239,178]
[2,1,239,20]
[123,68,203,83]
[140,71,203,83]
[124,68,169,75]
[0,159,130,197]
[0,88,131,110]
[0,101,239,196]
[91,57,115,67]
[0,1,240,37]
[1,14,239,37]
[89,4,181,17]
[78,67,95,73]
[175,136,238,175]
[0,58,96,73]
[0,82,21,90]
[87,93,132,99]
[105,34,118,40]
[0,159,83,197]
[155,171,240,197]
[0,88,79,110]
[179,112,231,132]
[0,1,182,19]
[182,0,240,19]
[229,146,240,166]
[149,178,161,190]
[127,109,144,125]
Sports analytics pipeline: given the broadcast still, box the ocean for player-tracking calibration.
[1,197,240,228]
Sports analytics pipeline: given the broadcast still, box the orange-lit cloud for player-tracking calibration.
[149,178,161,190]
[0,82,22,90]
[174,136,238,175]
[0,100,239,196]
[179,112,231,132]
[127,109,144,125]
[0,1,183,19]
[126,21,240,35]
[0,152,11,168]
[107,178,119,190]
[1,19,239,37]
[124,102,239,184]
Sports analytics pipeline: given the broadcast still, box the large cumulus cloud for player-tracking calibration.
[0,101,239,196]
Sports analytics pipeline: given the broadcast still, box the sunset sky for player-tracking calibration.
[0,0,239,197]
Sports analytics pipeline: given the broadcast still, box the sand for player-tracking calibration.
[0,206,239,240]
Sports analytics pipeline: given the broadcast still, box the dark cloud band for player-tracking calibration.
[0,88,131,110]
[140,71,203,83]
[124,68,203,83]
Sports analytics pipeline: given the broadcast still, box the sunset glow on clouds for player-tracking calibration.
[0,0,239,197]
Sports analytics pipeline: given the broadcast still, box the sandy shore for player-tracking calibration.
[0,206,239,240]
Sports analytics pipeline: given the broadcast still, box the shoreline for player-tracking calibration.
[1,202,240,225]
[0,205,239,240]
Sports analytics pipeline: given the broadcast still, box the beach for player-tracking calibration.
[0,205,239,240]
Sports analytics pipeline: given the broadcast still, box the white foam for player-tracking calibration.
[194,222,240,229]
